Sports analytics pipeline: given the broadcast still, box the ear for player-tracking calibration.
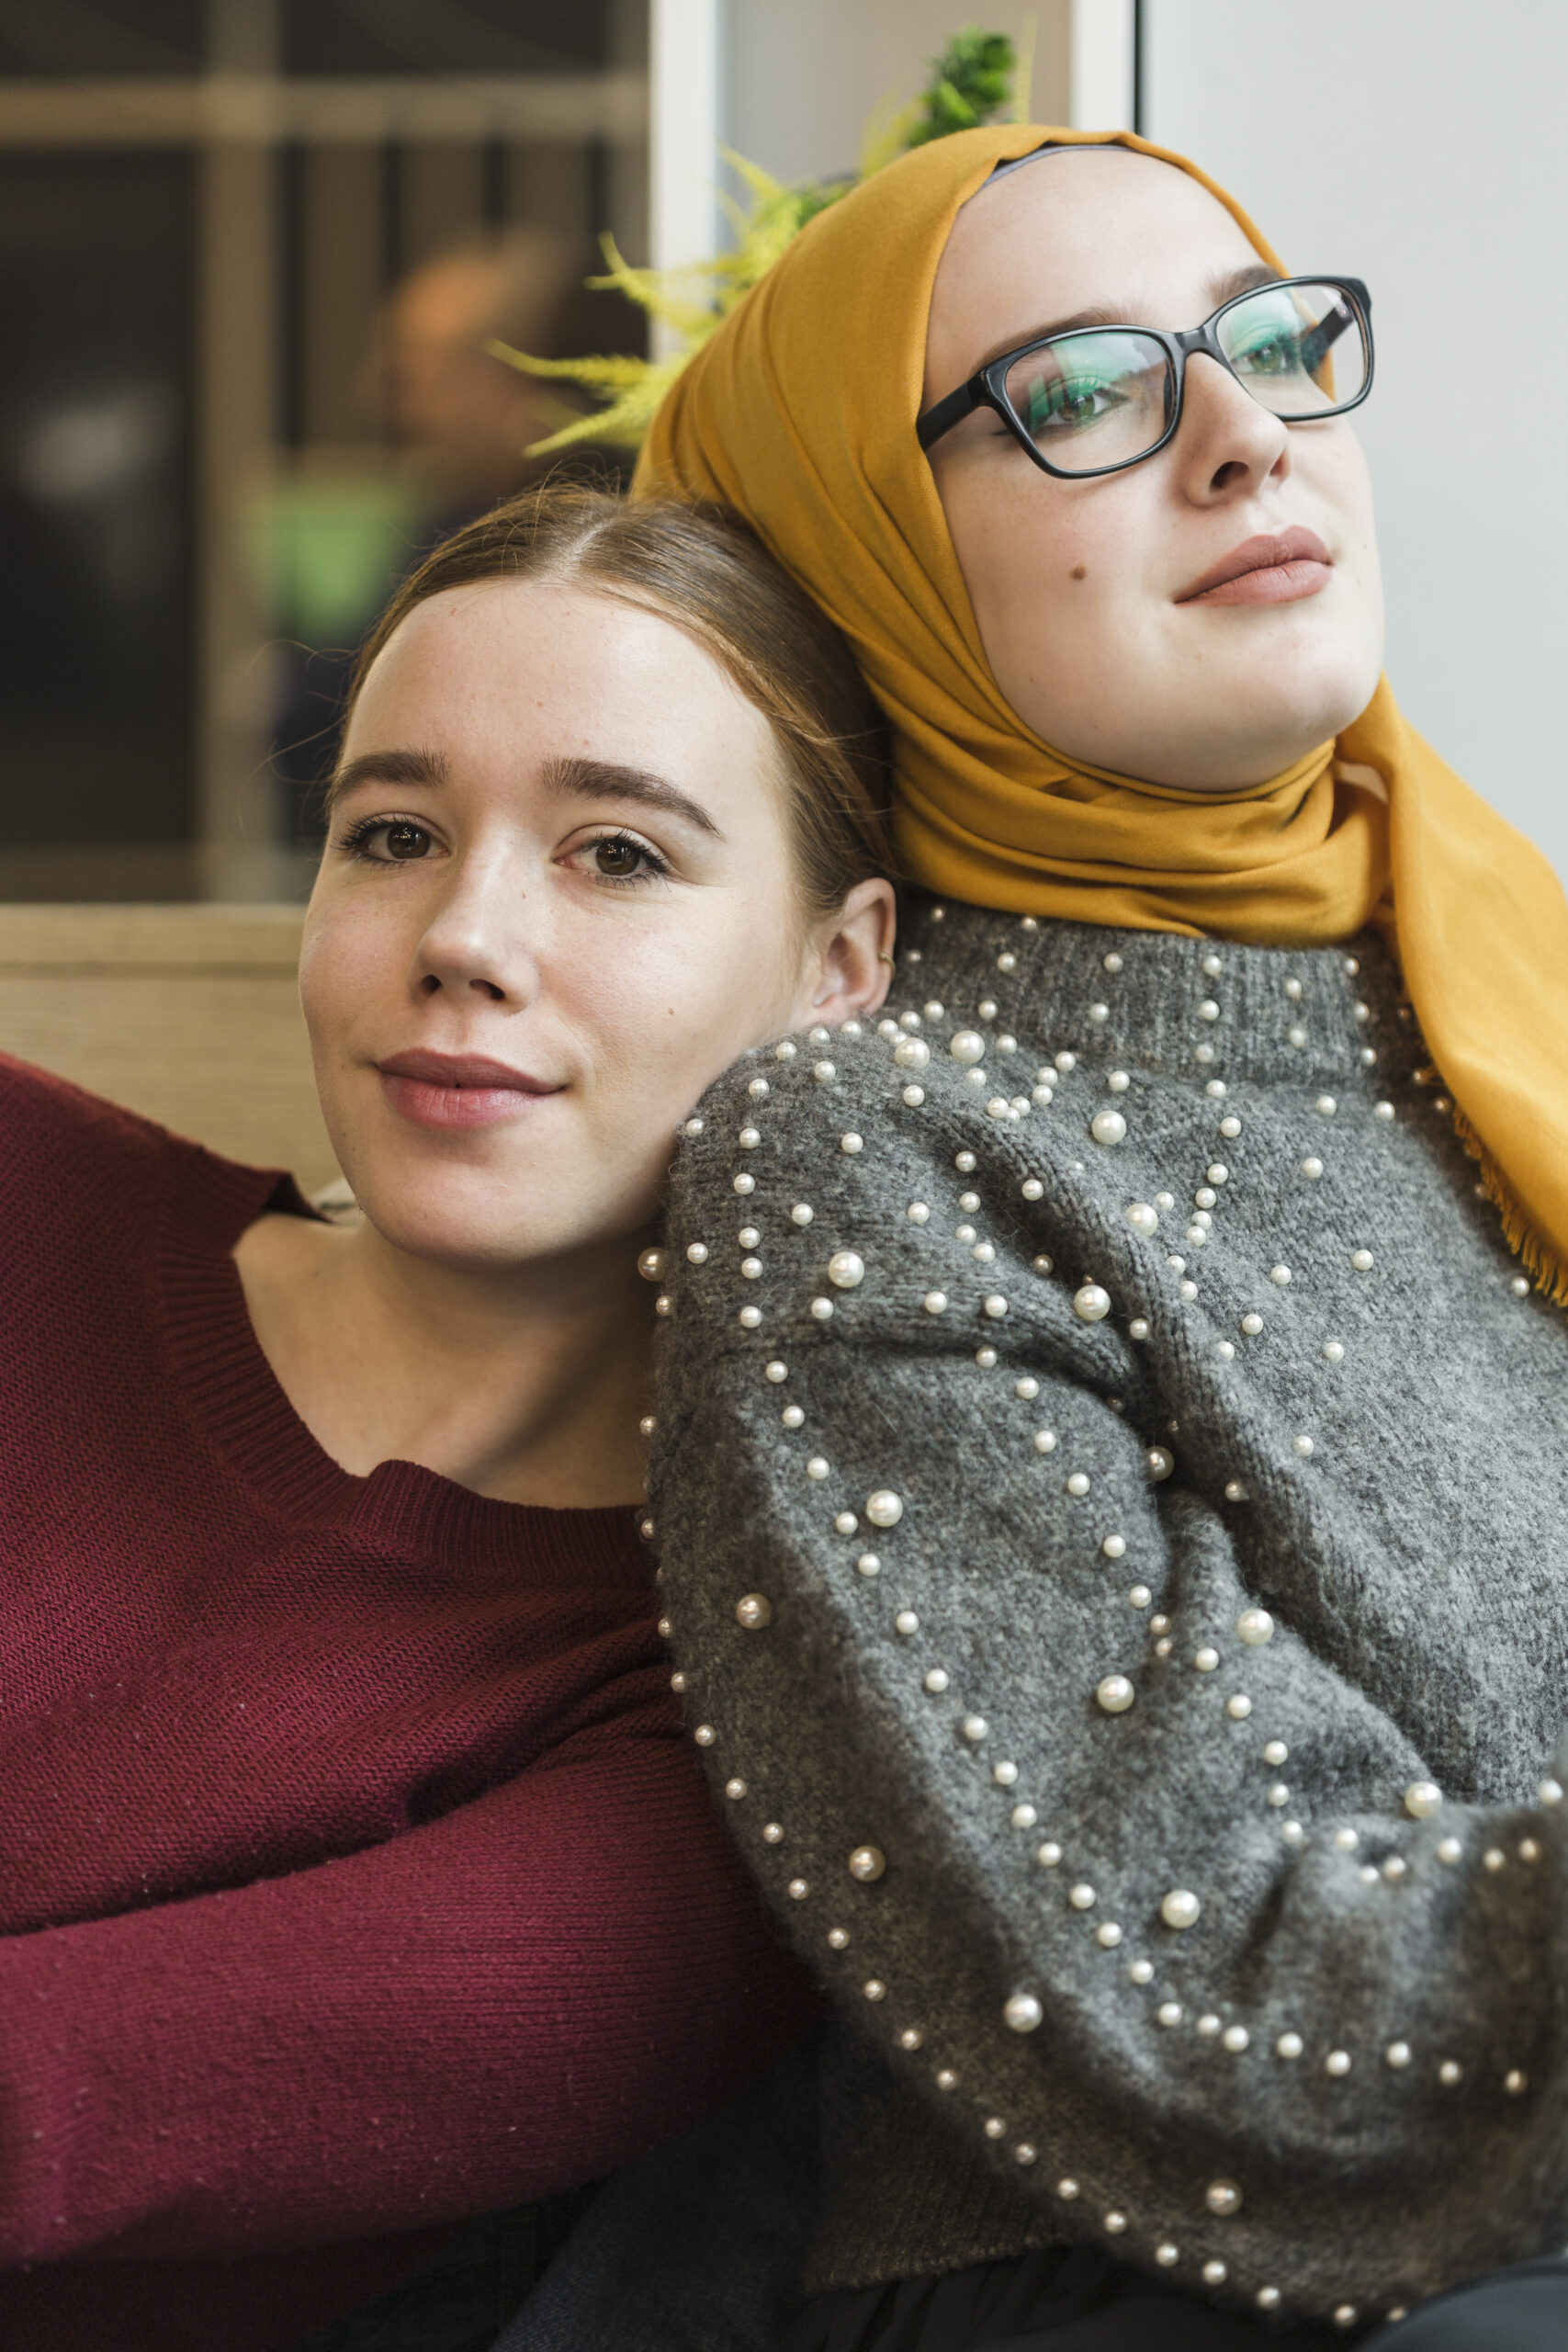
[788,878,897,1030]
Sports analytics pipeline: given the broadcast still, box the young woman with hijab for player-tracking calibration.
[623,127,1568,2348]
[0,486,898,2352]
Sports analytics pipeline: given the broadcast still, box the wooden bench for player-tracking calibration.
[0,904,340,1196]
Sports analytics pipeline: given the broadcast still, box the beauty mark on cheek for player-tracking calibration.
[1070,565,1088,582]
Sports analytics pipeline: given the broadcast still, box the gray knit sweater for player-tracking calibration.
[648,897,1568,2335]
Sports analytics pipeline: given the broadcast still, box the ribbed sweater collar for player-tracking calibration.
[896,904,1385,1089]
[152,1142,644,1585]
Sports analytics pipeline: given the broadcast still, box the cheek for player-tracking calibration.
[1295,428,1380,571]
[568,889,801,1113]
[298,910,401,1061]
[946,465,1148,672]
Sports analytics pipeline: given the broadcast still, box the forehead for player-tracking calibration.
[351,581,748,738]
[344,579,780,804]
[934,149,1265,345]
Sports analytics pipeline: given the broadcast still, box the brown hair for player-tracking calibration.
[345,482,895,922]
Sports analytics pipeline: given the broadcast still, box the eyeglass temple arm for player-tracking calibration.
[916,376,983,452]
[1298,301,1356,378]
[1296,277,1371,374]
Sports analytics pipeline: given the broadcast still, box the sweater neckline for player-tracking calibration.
[894,900,1392,1088]
[153,1143,645,1584]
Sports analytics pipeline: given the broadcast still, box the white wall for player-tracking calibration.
[724,1,1069,188]
[1145,0,1568,881]
[651,0,722,278]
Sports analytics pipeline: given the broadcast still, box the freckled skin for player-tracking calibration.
[923,151,1385,791]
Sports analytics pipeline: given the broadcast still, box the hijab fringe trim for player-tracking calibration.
[1438,1079,1568,1306]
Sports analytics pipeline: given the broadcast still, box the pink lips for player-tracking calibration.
[1176,526,1332,606]
[376,1049,559,1132]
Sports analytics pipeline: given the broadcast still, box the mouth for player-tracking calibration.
[1175,526,1333,607]
[375,1049,560,1133]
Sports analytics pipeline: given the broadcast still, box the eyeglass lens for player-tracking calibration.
[1001,282,1368,476]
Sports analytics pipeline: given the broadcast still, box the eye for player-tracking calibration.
[570,830,670,888]
[337,813,440,865]
[1236,333,1297,376]
[385,821,433,860]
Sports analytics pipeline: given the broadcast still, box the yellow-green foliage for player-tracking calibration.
[488,24,1027,458]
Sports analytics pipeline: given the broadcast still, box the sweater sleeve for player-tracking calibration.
[0,1693,818,2265]
[650,1036,1568,2329]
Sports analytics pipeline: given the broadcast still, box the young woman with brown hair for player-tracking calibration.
[0,485,895,2351]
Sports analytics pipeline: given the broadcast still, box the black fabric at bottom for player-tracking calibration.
[287,2192,599,2352]
[781,2252,1568,2352]
[780,2248,1341,2352]
[1360,2259,1568,2348]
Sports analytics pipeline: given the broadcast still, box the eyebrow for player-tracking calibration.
[541,753,723,840]
[326,746,723,840]
[971,262,1283,371]
[327,747,448,808]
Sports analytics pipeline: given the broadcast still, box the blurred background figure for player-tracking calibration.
[262,226,625,852]
[382,232,580,501]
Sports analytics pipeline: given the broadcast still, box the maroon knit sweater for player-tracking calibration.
[0,1056,814,2351]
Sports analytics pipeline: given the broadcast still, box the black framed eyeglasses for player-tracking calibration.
[916,276,1374,481]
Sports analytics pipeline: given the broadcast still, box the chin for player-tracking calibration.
[344,1141,664,1274]
[348,1172,544,1269]
[1262,663,1382,764]
[1193,629,1383,784]
[324,1115,526,1261]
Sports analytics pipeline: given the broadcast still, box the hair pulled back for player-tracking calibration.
[348,483,895,922]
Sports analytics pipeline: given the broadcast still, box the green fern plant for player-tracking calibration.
[488,24,1029,458]
[908,28,1020,145]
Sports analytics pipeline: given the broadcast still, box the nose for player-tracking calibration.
[408,849,541,1012]
[1172,351,1292,503]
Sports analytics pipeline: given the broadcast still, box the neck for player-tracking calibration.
[235,1209,656,1508]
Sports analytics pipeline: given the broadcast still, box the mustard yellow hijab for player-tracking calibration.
[636,124,1568,1301]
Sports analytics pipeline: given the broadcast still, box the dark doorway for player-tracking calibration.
[0,149,196,889]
